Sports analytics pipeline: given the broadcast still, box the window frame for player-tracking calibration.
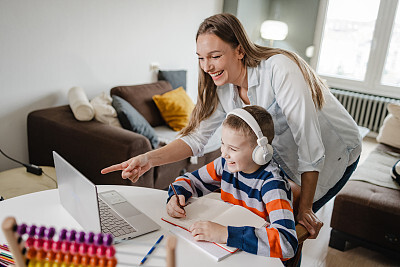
[310,0,399,99]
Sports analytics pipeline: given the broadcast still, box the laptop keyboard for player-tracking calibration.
[98,198,136,237]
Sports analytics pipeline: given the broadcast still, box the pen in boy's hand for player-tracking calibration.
[170,183,185,211]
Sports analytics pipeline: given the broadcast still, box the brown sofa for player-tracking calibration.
[329,143,400,259]
[27,81,221,190]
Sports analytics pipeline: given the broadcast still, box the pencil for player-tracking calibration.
[170,183,185,210]
[139,235,164,266]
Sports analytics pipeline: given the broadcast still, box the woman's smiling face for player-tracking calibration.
[196,33,245,87]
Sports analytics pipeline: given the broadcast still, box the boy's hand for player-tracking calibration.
[189,221,228,244]
[166,195,186,218]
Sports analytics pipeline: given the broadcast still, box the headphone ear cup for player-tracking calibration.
[252,146,267,165]
[252,144,273,165]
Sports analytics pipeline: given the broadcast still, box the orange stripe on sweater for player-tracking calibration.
[266,228,283,258]
[221,191,266,219]
[206,161,221,181]
[265,199,293,213]
[175,178,191,186]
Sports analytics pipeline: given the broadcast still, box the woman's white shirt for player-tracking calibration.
[180,54,361,201]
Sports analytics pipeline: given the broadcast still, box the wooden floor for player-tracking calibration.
[301,136,400,267]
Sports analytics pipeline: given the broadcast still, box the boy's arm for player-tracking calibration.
[226,177,298,259]
[167,156,224,202]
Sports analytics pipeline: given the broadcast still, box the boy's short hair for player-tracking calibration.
[223,105,274,145]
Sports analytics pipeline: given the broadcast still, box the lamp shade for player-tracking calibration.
[260,20,288,41]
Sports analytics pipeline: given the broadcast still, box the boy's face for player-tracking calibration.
[221,125,260,174]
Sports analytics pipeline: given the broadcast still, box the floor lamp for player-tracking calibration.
[260,20,288,47]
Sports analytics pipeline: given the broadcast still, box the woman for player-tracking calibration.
[102,13,362,239]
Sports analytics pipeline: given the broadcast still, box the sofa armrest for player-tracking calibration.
[27,105,155,188]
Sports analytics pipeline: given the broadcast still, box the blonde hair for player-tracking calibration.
[180,13,327,136]
[223,106,274,146]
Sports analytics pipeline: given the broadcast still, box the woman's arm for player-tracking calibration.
[297,171,323,239]
[101,139,192,183]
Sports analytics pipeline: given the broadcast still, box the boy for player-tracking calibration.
[167,105,298,260]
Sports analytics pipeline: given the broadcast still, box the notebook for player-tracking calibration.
[161,197,267,261]
[53,151,160,243]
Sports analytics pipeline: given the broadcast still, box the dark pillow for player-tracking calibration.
[158,70,187,90]
[110,81,173,127]
[112,95,159,148]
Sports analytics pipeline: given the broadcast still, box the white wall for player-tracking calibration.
[0,0,223,172]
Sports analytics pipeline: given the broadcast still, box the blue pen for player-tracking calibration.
[139,235,164,266]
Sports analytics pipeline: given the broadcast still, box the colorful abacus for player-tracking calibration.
[1,217,117,267]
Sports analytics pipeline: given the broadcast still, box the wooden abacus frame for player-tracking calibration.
[2,216,176,267]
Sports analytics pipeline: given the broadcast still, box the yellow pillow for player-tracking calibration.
[152,87,195,131]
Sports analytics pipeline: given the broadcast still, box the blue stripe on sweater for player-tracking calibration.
[272,220,298,253]
[190,170,220,195]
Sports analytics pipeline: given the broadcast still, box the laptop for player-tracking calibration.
[53,151,160,243]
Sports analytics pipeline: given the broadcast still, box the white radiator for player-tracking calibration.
[330,88,400,133]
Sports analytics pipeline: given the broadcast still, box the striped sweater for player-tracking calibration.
[168,156,298,260]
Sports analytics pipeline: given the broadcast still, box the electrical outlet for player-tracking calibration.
[150,62,160,71]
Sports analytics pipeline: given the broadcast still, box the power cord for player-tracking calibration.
[0,148,43,175]
[0,148,58,187]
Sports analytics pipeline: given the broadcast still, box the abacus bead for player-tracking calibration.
[77,231,86,243]
[80,255,90,266]
[37,226,46,238]
[51,262,60,267]
[17,223,28,235]
[45,227,56,239]
[28,260,36,267]
[72,254,81,265]
[26,248,37,259]
[43,261,51,267]
[28,225,37,237]
[36,250,46,261]
[63,253,73,264]
[35,260,44,267]
[66,230,77,242]
[93,233,103,246]
[96,246,106,258]
[61,242,70,254]
[34,239,44,250]
[69,243,79,255]
[98,257,107,267]
[59,229,68,241]
[105,247,115,258]
[103,234,113,247]
[87,244,97,257]
[46,251,55,261]
[106,258,117,267]
[89,256,98,267]
[52,241,62,252]
[78,243,88,255]
[43,240,53,252]
[85,232,95,244]
[26,237,35,248]
[54,251,64,263]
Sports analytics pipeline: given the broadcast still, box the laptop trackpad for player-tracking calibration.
[112,202,142,217]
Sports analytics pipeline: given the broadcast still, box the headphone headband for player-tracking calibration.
[227,108,264,140]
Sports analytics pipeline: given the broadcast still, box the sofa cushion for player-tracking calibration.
[376,103,400,149]
[90,92,122,127]
[152,87,194,131]
[110,81,173,127]
[112,95,159,148]
[158,70,187,90]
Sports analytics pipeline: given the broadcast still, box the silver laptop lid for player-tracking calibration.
[53,151,102,233]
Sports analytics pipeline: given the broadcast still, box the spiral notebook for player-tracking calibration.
[161,197,266,261]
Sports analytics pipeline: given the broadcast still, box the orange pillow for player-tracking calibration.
[152,87,195,131]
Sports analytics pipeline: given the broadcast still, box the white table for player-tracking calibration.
[0,185,282,267]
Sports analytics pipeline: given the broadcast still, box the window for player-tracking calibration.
[311,0,400,99]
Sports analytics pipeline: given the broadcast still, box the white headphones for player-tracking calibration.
[227,108,273,165]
